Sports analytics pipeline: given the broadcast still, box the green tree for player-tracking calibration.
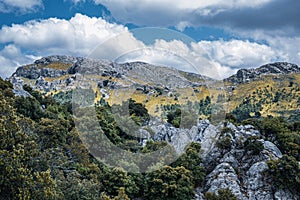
[172,143,206,186]
[146,166,194,200]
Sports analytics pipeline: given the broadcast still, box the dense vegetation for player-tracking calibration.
[0,78,206,199]
[0,76,299,199]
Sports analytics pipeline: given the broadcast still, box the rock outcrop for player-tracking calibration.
[226,62,300,84]
[9,55,208,97]
[146,120,299,200]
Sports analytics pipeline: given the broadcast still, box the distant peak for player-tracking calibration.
[226,62,300,84]
[34,55,79,65]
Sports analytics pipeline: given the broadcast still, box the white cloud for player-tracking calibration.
[151,39,284,79]
[264,36,300,65]
[67,0,86,4]
[0,13,130,77]
[0,13,128,56]
[0,13,296,80]
[92,0,272,27]
[89,31,145,60]
[197,40,286,68]
[0,44,38,78]
[0,0,43,13]
[113,38,282,79]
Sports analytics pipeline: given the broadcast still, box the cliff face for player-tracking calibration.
[146,120,298,200]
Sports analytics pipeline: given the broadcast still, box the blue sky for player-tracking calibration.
[0,0,299,79]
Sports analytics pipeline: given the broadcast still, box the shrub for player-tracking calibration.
[205,188,238,200]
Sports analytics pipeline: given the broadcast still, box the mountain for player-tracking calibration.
[224,62,300,122]
[9,55,213,115]
[225,62,300,84]
[9,56,300,121]
[2,56,300,199]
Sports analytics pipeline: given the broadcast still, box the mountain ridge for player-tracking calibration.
[11,55,300,85]
[225,62,300,84]
[8,55,300,120]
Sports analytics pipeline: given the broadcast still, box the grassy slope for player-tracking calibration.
[20,62,300,119]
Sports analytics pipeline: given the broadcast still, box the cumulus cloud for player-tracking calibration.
[0,13,129,77]
[84,0,300,40]
[0,13,128,56]
[192,0,300,37]
[114,38,284,79]
[0,0,43,13]
[92,0,272,27]
[197,40,286,68]
[0,44,39,78]
[0,13,295,80]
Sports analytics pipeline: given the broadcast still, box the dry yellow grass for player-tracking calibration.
[38,62,72,70]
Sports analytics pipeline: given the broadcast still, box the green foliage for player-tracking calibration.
[172,142,206,186]
[128,98,150,126]
[244,136,264,155]
[166,106,181,128]
[221,126,234,135]
[165,103,198,128]
[36,118,70,149]
[145,166,194,200]
[14,96,44,121]
[216,135,232,151]
[142,140,168,153]
[102,167,139,198]
[205,188,238,200]
[243,117,300,160]
[1,75,300,199]
[266,155,300,192]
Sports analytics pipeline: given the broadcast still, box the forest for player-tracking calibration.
[0,77,299,199]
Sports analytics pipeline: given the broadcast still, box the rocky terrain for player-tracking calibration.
[5,55,300,199]
[9,55,208,96]
[225,62,300,84]
[146,120,297,200]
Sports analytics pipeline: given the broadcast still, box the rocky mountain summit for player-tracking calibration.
[226,62,300,84]
[146,120,298,200]
[9,55,208,97]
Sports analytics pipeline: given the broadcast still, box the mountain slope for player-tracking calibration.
[8,56,300,121]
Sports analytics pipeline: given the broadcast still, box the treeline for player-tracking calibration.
[0,78,210,199]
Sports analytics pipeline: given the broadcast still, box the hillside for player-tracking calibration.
[1,74,300,199]
[9,56,300,122]
[2,56,299,199]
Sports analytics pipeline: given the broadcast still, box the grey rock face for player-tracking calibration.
[8,76,31,97]
[263,141,282,158]
[226,62,300,84]
[245,162,272,200]
[10,55,208,97]
[150,120,219,155]
[206,163,244,199]
[275,189,298,200]
[34,55,78,65]
[148,120,298,200]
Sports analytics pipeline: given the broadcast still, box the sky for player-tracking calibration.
[0,0,299,79]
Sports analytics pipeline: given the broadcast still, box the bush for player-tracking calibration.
[266,155,300,192]
[216,136,232,151]
[145,166,194,200]
[244,136,264,155]
[205,188,238,200]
